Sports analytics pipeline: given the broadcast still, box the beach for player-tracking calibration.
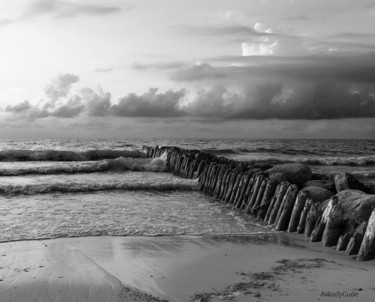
[0,234,374,302]
[1,139,375,301]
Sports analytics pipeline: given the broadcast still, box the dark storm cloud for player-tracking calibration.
[24,0,122,19]
[172,52,375,84]
[108,88,186,117]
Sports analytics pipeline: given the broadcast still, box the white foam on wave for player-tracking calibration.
[0,154,168,176]
[0,171,197,195]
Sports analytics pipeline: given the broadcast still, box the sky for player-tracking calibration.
[1,0,375,139]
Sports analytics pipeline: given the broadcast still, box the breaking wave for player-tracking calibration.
[0,181,198,195]
[0,156,167,176]
[0,149,146,162]
[237,155,375,167]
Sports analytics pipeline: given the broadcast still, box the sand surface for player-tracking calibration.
[0,234,374,302]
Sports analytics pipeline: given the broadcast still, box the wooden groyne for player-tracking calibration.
[143,145,375,261]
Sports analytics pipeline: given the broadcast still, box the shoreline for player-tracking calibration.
[0,234,374,302]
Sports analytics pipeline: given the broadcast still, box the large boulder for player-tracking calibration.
[266,163,312,187]
[334,172,370,194]
[269,172,288,184]
[336,190,375,232]
[301,186,334,203]
[303,180,335,193]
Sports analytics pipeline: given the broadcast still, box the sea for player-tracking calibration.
[0,138,374,243]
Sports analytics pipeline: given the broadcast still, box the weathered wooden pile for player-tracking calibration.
[143,145,375,261]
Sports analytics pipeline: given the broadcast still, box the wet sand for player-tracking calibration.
[0,234,374,302]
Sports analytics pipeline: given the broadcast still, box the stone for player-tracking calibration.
[266,163,312,187]
[336,190,375,233]
[334,172,370,193]
[303,180,335,192]
[301,186,334,203]
[358,208,375,261]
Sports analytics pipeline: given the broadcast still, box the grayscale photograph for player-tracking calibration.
[0,0,374,301]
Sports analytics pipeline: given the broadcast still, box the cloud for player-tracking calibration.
[94,68,113,73]
[24,0,122,19]
[132,61,186,71]
[82,87,111,116]
[109,88,186,117]
[44,73,80,105]
[5,100,32,113]
[173,24,269,38]
[171,63,227,82]
[5,100,49,120]
[4,55,375,124]
[49,96,84,118]
[172,52,375,84]
[0,18,14,28]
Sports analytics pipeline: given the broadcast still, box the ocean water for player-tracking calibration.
[0,138,373,243]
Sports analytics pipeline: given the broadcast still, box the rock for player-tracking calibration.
[266,163,312,187]
[336,190,375,233]
[269,172,288,184]
[346,222,367,255]
[301,186,334,203]
[358,208,375,261]
[322,197,345,247]
[304,202,321,237]
[334,172,370,193]
[251,163,274,171]
[303,180,335,192]
[336,232,353,251]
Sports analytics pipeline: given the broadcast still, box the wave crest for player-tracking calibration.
[0,149,146,162]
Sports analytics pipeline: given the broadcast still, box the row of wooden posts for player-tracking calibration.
[144,146,375,261]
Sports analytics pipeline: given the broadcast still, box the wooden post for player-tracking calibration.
[204,164,217,194]
[358,211,375,260]
[267,182,289,225]
[250,178,268,216]
[215,167,229,198]
[198,165,209,191]
[206,164,219,195]
[238,175,255,210]
[346,222,367,255]
[311,196,339,243]
[336,233,353,251]
[287,190,308,233]
[228,173,243,204]
[297,198,313,234]
[212,165,226,197]
[310,214,324,242]
[224,172,239,203]
[304,202,321,237]
[219,170,232,201]
[245,175,264,214]
[173,154,183,176]
[194,160,207,179]
[322,201,344,247]
[232,173,246,207]
[257,179,277,219]
[274,185,294,227]
[264,196,277,222]
[275,185,299,231]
